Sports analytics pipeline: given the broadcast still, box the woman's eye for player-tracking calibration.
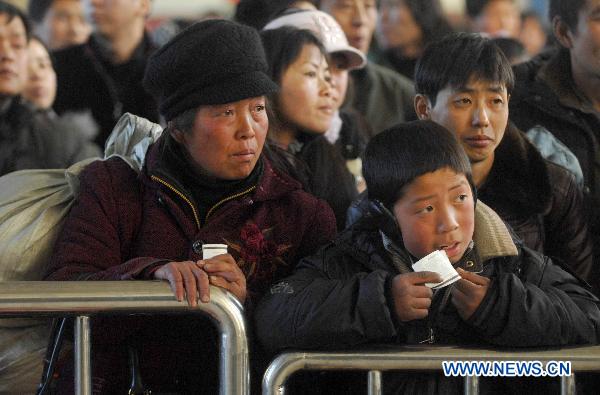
[254,104,265,112]
[418,205,434,214]
[305,71,317,78]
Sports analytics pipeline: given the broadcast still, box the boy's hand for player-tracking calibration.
[391,271,442,322]
[451,268,490,320]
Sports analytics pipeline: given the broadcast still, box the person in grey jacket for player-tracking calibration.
[255,120,600,394]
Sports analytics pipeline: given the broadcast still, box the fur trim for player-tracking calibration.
[481,124,551,215]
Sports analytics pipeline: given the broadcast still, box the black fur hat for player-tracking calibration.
[143,19,278,121]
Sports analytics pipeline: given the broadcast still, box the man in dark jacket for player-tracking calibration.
[0,1,99,176]
[255,121,600,394]
[51,0,159,148]
[413,32,593,284]
[45,19,336,393]
[509,0,600,290]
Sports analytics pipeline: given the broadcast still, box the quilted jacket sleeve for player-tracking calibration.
[45,158,166,281]
[254,241,398,355]
[467,247,600,347]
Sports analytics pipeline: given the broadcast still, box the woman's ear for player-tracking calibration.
[414,94,432,120]
[169,125,185,144]
[552,15,574,49]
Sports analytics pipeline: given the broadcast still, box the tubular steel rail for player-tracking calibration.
[0,281,249,395]
[263,345,600,395]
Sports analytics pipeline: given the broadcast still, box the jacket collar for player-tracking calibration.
[479,123,552,215]
[539,48,596,115]
[143,134,303,205]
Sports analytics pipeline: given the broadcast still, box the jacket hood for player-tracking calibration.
[480,123,552,215]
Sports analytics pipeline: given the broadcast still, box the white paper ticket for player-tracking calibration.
[412,250,461,289]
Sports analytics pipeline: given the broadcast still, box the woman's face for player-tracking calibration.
[23,39,57,110]
[378,0,422,50]
[174,96,268,180]
[278,43,334,134]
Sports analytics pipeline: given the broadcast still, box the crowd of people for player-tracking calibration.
[1,0,600,394]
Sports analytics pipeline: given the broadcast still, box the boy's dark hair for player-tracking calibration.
[414,32,514,106]
[466,0,514,18]
[364,120,472,208]
[549,0,586,32]
[27,0,53,24]
[0,1,31,40]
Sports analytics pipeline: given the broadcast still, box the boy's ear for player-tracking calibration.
[552,16,574,49]
[414,94,432,120]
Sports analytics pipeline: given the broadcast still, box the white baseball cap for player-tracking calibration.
[263,9,367,70]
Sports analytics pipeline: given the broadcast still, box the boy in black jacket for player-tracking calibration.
[255,120,600,394]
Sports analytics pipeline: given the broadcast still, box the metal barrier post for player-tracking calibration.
[464,375,479,395]
[561,375,576,395]
[74,316,91,395]
[367,370,382,395]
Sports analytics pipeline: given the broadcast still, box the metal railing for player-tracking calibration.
[0,281,249,395]
[263,345,600,395]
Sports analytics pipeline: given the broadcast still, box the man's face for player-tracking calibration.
[41,0,91,50]
[417,78,509,168]
[0,13,28,98]
[393,168,475,264]
[83,0,148,37]
[472,0,521,38]
[329,53,350,109]
[566,0,600,83]
[174,97,268,181]
[377,0,422,50]
[320,0,377,55]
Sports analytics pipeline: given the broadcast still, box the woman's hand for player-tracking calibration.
[153,261,210,307]
[391,271,441,322]
[201,253,247,304]
[451,268,491,320]
[153,254,247,306]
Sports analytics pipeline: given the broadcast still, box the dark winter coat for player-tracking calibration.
[52,34,160,148]
[45,136,336,393]
[510,49,600,246]
[478,123,593,280]
[255,201,600,394]
[0,98,100,176]
[348,62,416,136]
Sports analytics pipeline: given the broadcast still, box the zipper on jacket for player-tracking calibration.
[204,185,257,223]
[419,327,435,344]
[151,175,201,229]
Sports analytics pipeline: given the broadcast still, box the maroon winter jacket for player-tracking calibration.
[46,141,336,300]
[44,140,336,392]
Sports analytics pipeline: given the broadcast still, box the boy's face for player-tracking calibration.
[393,168,475,264]
[416,78,509,168]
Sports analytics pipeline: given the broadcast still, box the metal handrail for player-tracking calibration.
[263,345,600,395]
[0,281,249,395]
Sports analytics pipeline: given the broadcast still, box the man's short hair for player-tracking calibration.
[549,0,587,32]
[0,1,31,40]
[364,120,472,208]
[414,32,514,106]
